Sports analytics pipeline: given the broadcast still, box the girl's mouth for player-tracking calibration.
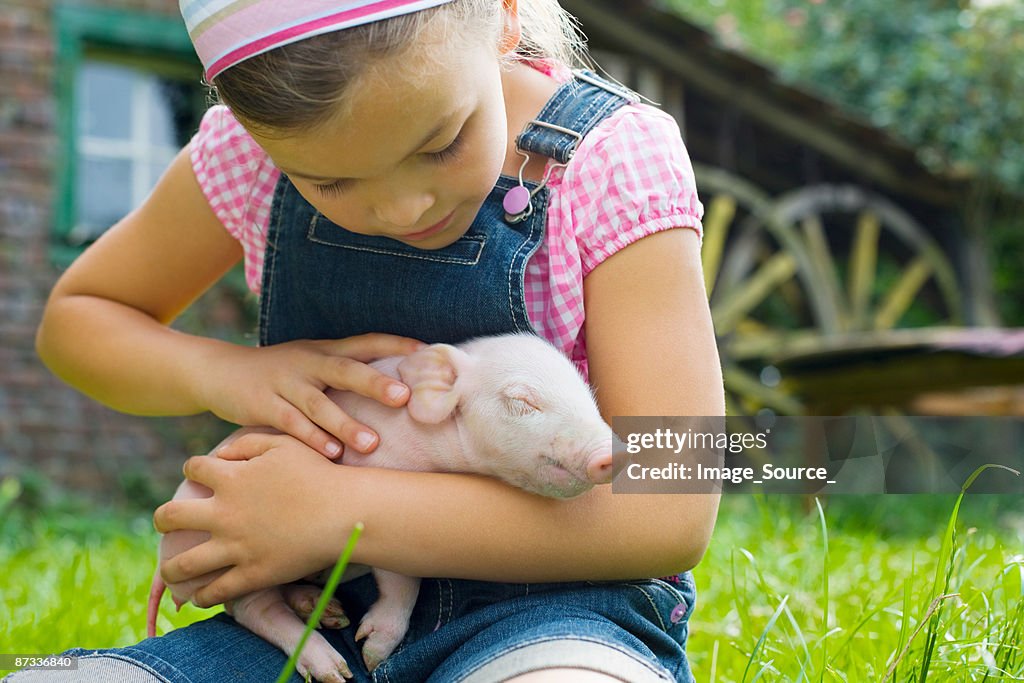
[402,211,455,241]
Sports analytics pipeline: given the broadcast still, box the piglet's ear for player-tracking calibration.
[397,344,471,424]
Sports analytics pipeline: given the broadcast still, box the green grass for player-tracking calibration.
[2,476,1022,681]
[692,491,1023,681]
[0,483,224,648]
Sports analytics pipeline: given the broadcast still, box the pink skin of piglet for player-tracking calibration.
[147,333,615,683]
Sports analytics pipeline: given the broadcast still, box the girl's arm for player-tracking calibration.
[36,147,421,457]
[37,146,243,414]
[157,227,723,606]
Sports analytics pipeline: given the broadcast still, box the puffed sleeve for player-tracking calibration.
[188,105,280,293]
[564,104,704,277]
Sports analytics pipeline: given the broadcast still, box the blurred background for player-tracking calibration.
[1,0,1022,507]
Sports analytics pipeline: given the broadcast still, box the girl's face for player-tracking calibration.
[250,30,512,250]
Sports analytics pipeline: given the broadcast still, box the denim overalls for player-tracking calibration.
[8,71,697,683]
[258,72,632,346]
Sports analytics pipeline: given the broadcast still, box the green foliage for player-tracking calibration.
[666,0,1024,191]
[992,213,1024,324]
[665,0,1024,323]
[3,488,1023,679]
[790,1,1024,191]
[663,0,1024,187]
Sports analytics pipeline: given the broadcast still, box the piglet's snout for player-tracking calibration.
[556,429,615,486]
[585,445,614,485]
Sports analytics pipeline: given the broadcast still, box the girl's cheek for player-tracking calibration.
[293,187,367,231]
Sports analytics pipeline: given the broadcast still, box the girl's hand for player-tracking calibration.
[154,434,357,606]
[196,333,424,457]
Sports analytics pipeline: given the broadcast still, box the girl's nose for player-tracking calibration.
[373,191,436,229]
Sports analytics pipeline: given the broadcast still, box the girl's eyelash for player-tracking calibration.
[314,179,348,198]
[427,133,464,163]
[312,129,465,197]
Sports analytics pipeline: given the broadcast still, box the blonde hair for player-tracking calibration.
[214,0,590,135]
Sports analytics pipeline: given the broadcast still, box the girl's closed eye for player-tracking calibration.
[426,131,465,164]
[314,178,349,198]
[312,131,465,199]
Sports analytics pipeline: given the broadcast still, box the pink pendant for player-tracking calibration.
[502,185,531,215]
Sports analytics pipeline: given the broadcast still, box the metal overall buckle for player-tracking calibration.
[503,120,582,224]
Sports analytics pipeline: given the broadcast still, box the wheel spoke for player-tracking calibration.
[802,213,849,331]
[702,194,737,297]
[873,256,933,330]
[713,252,798,335]
[848,210,880,330]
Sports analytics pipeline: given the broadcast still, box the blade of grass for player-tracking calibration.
[919,465,1020,681]
[743,594,790,683]
[888,553,915,681]
[783,604,812,682]
[711,638,720,683]
[815,497,829,683]
[275,523,364,683]
[884,593,960,682]
[994,599,1024,678]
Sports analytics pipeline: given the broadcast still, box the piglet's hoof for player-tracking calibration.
[282,583,350,629]
[296,642,352,683]
[355,608,406,672]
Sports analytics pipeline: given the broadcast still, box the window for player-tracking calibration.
[54,7,204,262]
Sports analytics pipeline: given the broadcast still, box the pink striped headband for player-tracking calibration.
[180,0,456,81]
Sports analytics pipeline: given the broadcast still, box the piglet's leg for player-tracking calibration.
[229,587,352,682]
[281,583,350,629]
[355,570,420,672]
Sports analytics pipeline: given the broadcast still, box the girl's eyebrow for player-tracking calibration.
[279,113,459,183]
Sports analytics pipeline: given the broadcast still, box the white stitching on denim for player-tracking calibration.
[306,214,486,265]
[376,658,392,683]
[318,242,484,265]
[446,579,454,623]
[625,583,667,631]
[507,191,543,332]
[648,577,692,607]
[258,182,286,345]
[435,578,454,628]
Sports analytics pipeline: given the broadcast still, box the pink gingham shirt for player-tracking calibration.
[190,99,703,378]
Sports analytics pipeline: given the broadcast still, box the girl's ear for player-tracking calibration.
[499,0,521,56]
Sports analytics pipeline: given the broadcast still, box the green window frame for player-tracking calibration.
[52,5,204,264]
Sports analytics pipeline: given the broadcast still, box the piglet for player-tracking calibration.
[147,333,614,682]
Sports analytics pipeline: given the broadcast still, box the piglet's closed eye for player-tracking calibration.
[397,344,471,424]
[502,384,543,416]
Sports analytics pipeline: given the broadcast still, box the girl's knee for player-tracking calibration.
[2,656,162,682]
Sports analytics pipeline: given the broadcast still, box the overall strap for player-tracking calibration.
[515,70,640,164]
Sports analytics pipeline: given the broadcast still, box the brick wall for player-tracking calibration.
[0,0,239,504]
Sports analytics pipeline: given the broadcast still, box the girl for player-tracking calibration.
[27,0,723,681]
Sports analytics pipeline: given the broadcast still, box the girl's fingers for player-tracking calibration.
[318,354,411,409]
[325,333,426,363]
[153,493,217,534]
[214,431,292,461]
[268,398,346,458]
[191,567,252,608]
[181,454,227,488]
[159,542,236,589]
[294,387,378,455]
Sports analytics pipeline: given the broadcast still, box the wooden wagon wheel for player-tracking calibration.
[696,165,965,416]
[695,164,807,416]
